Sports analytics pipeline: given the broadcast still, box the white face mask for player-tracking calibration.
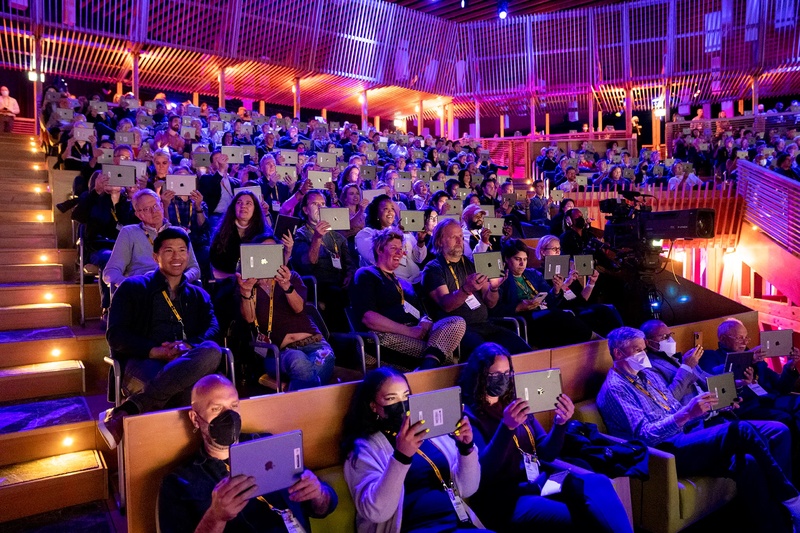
[758,159,767,167]
[659,338,677,357]
[626,351,652,373]
[0,90,8,97]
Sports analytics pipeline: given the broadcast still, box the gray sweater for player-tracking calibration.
[343,431,483,533]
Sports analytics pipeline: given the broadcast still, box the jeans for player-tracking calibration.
[0,114,14,133]
[461,322,530,360]
[123,341,222,413]
[659,419,797,533]
[264,340,335,391]
[90,248,112,310]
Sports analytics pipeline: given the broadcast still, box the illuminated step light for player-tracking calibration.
[751,225,758,231]
[51,348,61,357]
[62,436,74,446]
[40,255,48,262]
[36,214,45,221]
[44,292,53,301]
[34,186,41,193]
[33,164,40,170]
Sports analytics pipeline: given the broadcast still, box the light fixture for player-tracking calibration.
[62,437,74,446]
[51,348,61,357]
[39,254,48,262]
[615,111,622,117]
[44,292,53,300]
[461,0,467,7]
[27,70,37,82]
[36,214,45,221]
[497,0,508,19]
[357,94,365,104]
[33,164,40,170]
[34,186,41,193]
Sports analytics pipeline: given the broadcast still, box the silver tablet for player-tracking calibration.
[317,153,336,169]
[401,212,425,232]
[544,255,570,280]
[483,217,504,236]
[707,373,737,410]
[308,170,332,189]
[474,251,504,279]
[229,431,304,497]
[104,164,137,187]
[761,330,794,358]
[166,175,197,197]
[240,243,284,280]
[394,178,412,193]
[573,254,594,276]
[222,146,244,164]
[408,386,462,440]
[514,369,563,413]
[319,207,350,231]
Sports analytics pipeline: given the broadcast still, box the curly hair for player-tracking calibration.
[210,190,268,256]
[459,342,516,417]
[364,194,393,229]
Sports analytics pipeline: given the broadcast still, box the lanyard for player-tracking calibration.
[220,176,232,196]
[379,269,404,305]
[142,226,154,246]
[223,462,296,522]
[253,280,276,338]
[321,232,339,256]
[161,290,187,340]
[110,207,118,223]
[446,258,465,290]
[616,368,673,412]
[174,201,192,228]
[513,276,537,298]
[415,443,452,489]
[512,422,538,458]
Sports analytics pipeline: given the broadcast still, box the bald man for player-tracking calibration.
[158,375,337,533]
[641,319,709,405]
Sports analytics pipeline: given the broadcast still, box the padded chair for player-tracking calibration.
[75,222,101,326]
[103,347,236,512]
[573,400,737,533]
[300,275,318,308]
[253,303,367,392]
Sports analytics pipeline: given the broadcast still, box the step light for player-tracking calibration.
[34,186,42,193]
[62,437,74,447]
[36,214,45,221]
[40,255,48,262]
[44,292,53,301]
[51,348,61,357]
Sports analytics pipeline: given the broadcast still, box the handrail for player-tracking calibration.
[737,160,800,257]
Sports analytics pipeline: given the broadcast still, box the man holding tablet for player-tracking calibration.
[159,374,337,532]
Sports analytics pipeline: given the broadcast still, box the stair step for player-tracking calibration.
[0,282,101,323]
[0,192,52,207]
[0,222,55,236]
[0,264,63,283]
[0,235,57,249]
[0,360,85,403]
[0,419,96,468]
[0,167,49,180]
[0,249,72,266]
[0,209,53,221]
[0,449,107,522]
[0,303,72,330]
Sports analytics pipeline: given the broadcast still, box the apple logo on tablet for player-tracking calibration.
[265,461,274,472]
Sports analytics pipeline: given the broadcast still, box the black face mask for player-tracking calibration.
[379,400,409,433]
[485,373,510,397]
[467,219,483,231]
[572,217,586,230]
[205,409,242,447]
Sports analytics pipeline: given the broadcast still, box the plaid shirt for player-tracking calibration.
[166,196,209,241]
[597,366,691,446]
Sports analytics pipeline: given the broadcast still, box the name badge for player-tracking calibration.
[403,301,420,320]
[445,487,471,523]
[523,453,540,483]
[272,200,282,212]
[331,255,342,270]
[541,470,569,497]
[563,289,577,301]
[464,294,481,310]
[280,510,307,533]
[748,383,769,396]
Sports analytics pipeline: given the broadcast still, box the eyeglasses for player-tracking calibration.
[652,332,675,342]
[723,334,750,343]
[543,247,561,252]
[135,204,162,214]
[486,370,513,379]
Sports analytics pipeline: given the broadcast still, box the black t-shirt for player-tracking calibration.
[351,266,417,330]
[421,255,488,325]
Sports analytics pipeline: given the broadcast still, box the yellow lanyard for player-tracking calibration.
[161,290,187,340]
[617,369,673,412]
[513,276,537,298]
[142,226,154,246]
[446,258,465,290]
[110,208,118,223]
[322,233,339,256]
[253,280,276,338]
[174,201,192,228]
[415,443,451,489]
[511,422,538,458]
[220,176,232,196]
[380,269,404,305]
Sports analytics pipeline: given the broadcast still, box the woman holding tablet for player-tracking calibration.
[460,343,632,532]
[342,367,493,533]
[495,238,592,348]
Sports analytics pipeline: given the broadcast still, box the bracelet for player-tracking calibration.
[284,284,295,294]
[240,289,255,300]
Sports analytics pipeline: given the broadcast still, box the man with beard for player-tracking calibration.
[158,374,337,532]
[155,114,187,154]
[461,204,494,260]
[422,218,530,357]
[559,208,592,256]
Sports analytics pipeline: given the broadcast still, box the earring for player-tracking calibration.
[193,426,199,433]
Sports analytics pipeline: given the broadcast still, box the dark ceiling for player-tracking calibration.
[387,0,623,23]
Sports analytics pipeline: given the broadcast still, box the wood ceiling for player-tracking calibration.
[387,0,623,23]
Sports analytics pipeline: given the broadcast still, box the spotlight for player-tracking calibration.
[460,0,467,7]
[497,0,508,19]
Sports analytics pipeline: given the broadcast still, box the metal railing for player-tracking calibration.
[738,160,800,257]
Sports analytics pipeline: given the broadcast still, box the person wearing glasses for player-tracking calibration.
[641,319,710,406]
[104,189,202,292]
[460,343,632,532]
[341,367,492,533]
[599,326,800,532]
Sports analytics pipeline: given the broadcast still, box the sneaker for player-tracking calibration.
[98,407,125,450]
